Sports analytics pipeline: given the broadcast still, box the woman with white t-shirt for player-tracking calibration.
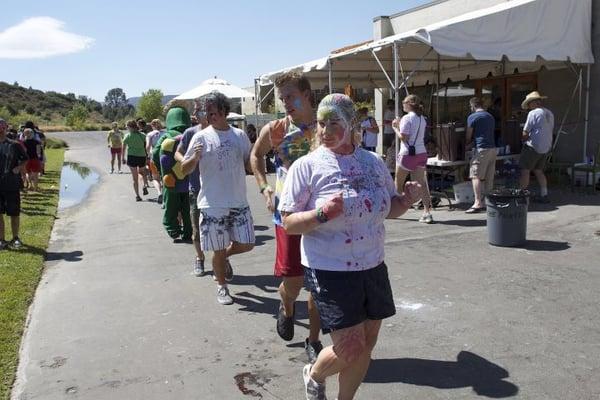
[279,94,422,400]
[393,94,434,224]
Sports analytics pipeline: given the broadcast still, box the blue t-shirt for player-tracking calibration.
[467,111,495,149]
[179,125,201,192]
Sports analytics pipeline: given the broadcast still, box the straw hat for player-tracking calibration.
[521,91,547,109]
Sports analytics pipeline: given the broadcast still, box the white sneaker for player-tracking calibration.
[419,213,434,224]
[303,364,327,400]
[216,285,233,305]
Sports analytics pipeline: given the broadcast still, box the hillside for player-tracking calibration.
[127,94,176,108]
[0,81,106,128]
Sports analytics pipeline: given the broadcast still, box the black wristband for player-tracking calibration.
[315,207,328,223]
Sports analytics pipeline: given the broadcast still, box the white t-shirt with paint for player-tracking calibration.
[278,146,398,272]
[361,118,378,148]
[146,129,165,148]
[184,125,251,209]
[398,111,427,156]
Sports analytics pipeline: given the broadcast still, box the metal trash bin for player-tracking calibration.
[486,189,530,247]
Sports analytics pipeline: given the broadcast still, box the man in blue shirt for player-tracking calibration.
[465,97,496,213]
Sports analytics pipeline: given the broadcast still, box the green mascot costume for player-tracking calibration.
[152,106,192,241]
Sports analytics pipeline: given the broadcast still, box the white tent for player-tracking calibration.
[175,78,254,100]
[259,0,593,88]
[257,0,593,156]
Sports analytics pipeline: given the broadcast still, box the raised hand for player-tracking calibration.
[322,192,344,220]
[403,181,422,205]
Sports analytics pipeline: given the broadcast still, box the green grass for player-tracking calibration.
[0,148,65,400]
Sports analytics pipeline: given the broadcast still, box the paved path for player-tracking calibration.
[12,131,600,399]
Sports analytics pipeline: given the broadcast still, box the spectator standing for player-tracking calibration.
[465,97,497,213]
[0,118,28,250]
[519,91,554,203]
[358,107,379,152]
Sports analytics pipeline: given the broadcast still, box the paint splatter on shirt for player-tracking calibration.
[278,146,398,272]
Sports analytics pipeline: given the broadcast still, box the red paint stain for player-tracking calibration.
[364,199,372,212]
[345,238,352,244]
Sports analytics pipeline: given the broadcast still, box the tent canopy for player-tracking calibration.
[175,78,254,100]
[259,0,593,89]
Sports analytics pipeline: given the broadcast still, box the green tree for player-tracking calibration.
[137,89,164,121]
[103,88,132,120]
[65,104,89,129]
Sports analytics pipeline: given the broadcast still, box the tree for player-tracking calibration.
[103,88,132,121]
[137,89,164,121]
[65,104,89,129]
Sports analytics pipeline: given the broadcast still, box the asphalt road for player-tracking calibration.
[11,131,600,400]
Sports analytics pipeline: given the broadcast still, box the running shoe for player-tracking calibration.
[303,364,327,400]
[419,213,434,224]
[157,194,163,204]
[304,339,323,364]
[142,187,149,195]
[136,196,142,202]
[0,240,8,250]
[110,169,114,174]
[10,237,23,249]
[276,302,294,341]
[216,285,233,305]
[193,258,205,277]
[224,259,234,282]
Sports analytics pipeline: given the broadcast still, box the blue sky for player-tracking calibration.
[0,0,429,101]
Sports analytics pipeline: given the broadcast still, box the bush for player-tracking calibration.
[45,137,68,148]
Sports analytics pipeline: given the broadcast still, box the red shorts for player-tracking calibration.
[25,159,42,173]
[274,225,303,277]
[110,147,122,155]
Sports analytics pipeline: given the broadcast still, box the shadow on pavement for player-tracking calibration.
[230,274,278,293]
[46,250,84,262]
[254,225,270,231]
[365,351,519,398]
[233,291,309,330]
[255,234,275,246]
[521,240,570,252]
[434,219,487,227]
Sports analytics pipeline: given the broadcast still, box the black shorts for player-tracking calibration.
[127,155,147,168]
[304,262,396,334]
[0,191,21,216]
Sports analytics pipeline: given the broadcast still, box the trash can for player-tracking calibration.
[486,189,530,247]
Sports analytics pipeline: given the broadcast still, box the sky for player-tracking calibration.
[0,0,430,101]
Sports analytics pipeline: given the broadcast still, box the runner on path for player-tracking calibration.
[122,120,149,201]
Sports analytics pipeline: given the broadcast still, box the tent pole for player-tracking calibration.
[394,41,399,161]
[371,49,395,90]
[436,54,440,127]
[328,59,333,94]
[584,64,590,160]
[254,78,259,116]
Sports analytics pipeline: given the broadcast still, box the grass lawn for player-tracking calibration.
[0,147,65,400]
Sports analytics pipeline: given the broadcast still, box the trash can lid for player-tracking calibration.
[487,188,531,199]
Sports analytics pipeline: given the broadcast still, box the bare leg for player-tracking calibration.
[30,172,39,191]
[212,249,228,285]
[307,294,321,343]
[117,152,122,171]
[412,168,432,214]
[193,240,204,261]
[11,216,19,239]
[225,241,254,258]
[337,320,381,400]
[139,167,149,188]
[394,167,409,195]
[130,167,140,196]
[520,168,531,189]
[110,153,116,171]
[533,169,548,196]
[310,319,382,400]
[279,276,303,318]
[471,178,484,208]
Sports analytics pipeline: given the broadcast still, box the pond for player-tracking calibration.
[58,162,99,210]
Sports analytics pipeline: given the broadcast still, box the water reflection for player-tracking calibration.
[58,162,99,210]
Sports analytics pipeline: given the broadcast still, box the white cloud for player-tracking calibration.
[0,17,94,59]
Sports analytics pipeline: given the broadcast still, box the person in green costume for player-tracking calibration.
[152,107,193,242]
